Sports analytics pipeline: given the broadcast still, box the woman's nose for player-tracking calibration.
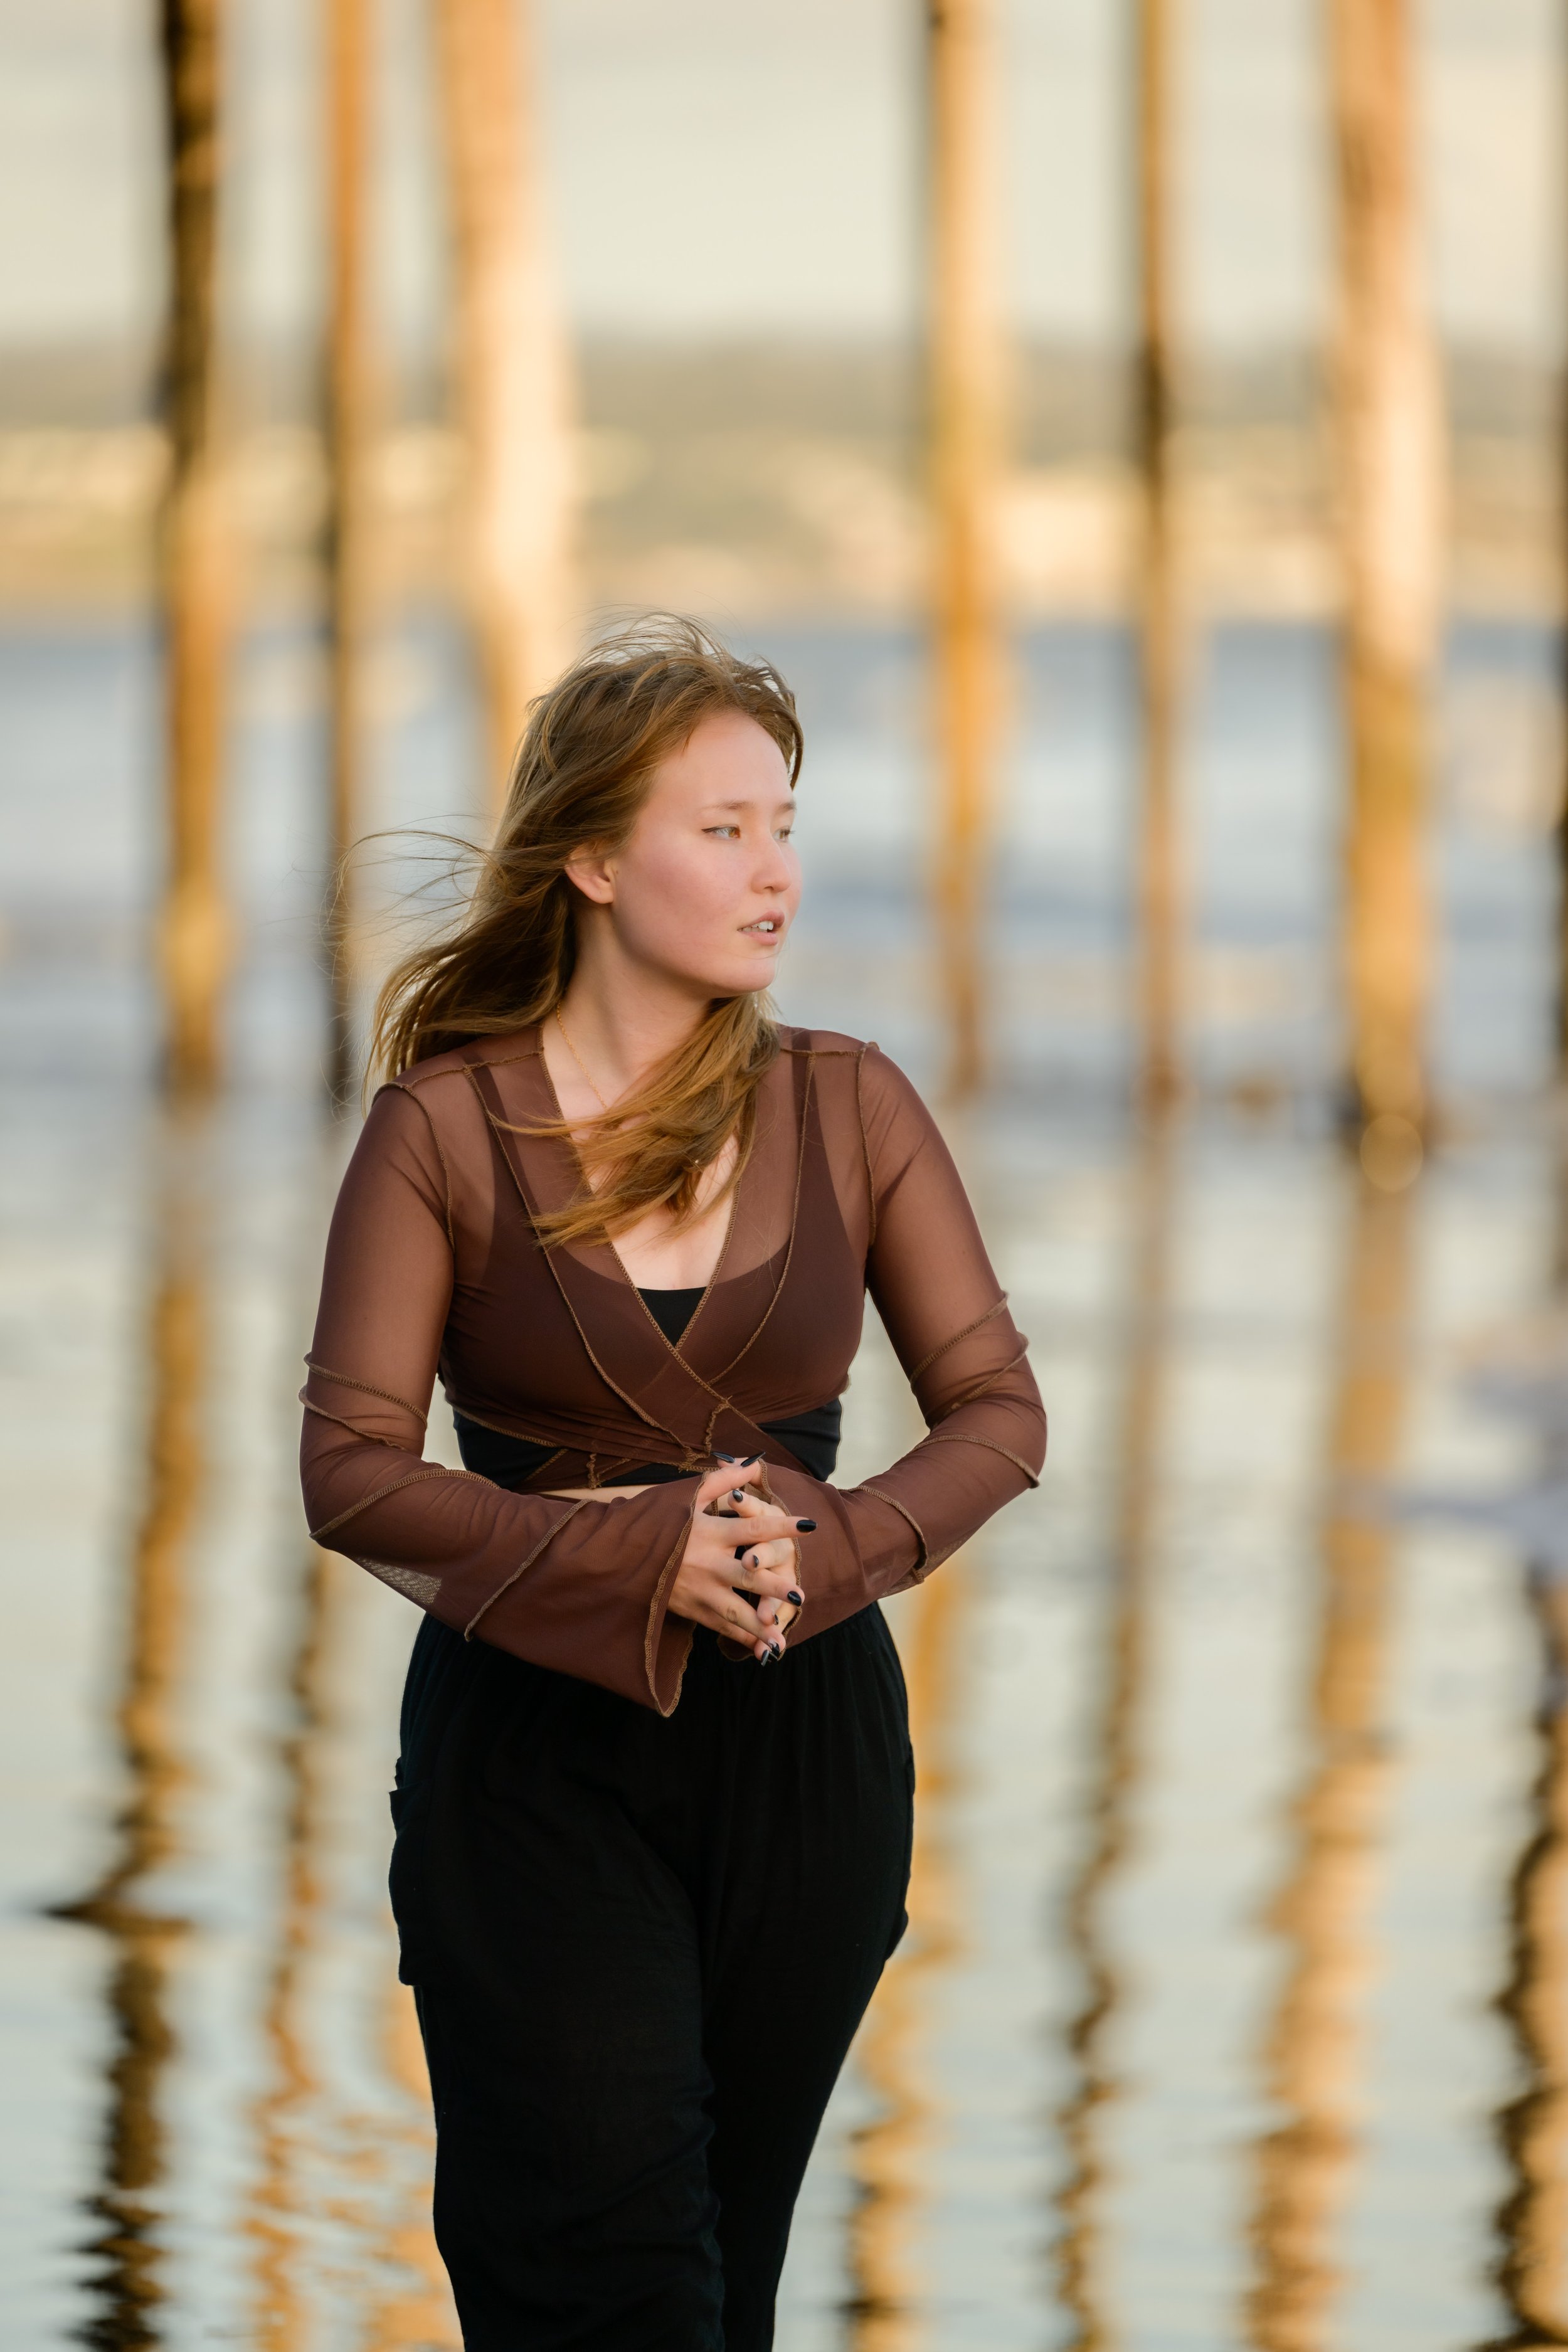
[753,835,795,891]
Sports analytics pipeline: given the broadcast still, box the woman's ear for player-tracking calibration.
[563,845,616,906]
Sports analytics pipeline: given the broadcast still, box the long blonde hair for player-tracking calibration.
[370,616,803,1246]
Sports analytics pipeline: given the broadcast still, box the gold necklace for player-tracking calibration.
[554,1007,613,1112]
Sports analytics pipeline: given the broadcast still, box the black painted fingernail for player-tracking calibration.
[770,1640,784,1660]
[741,1456,760,1465]
[746,1552,759,1570]
[787,1589,804,1606]
[795,1517,817,1532]
[756,1646,774,1670]
[716,1451,739,1463]
[729,1488,746,1503]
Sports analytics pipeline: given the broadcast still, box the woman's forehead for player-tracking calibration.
[648,712,793,803]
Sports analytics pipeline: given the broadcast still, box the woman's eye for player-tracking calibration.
[706,824,740,840]
[775,829,795,843]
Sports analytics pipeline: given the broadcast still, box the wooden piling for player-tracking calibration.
[1556,766,1568,1082]
[435,0,575,807]
[1327,0,1445,1143]
[158,0,233,1098]
[926,0,1006,1100]
[1557,278,1568,1076]
[323,0,372,1106]
[1134,0,1183,1108]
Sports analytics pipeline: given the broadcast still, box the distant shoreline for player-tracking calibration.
[0,336,1560,622]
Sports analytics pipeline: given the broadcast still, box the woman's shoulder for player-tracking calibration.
[776,1027,933,1148]
[778,1025,917,1090]
[381,1028,541,1103]
[776,1024,875,1061]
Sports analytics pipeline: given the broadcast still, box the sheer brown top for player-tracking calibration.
[300,1026,1046,1714]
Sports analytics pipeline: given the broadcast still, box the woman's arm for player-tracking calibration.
[762,1046,1046,1637]
[300,1083,708,1712]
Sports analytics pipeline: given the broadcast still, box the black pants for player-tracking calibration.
[390,1605,914,2351]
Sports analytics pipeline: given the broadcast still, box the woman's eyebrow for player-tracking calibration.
[699,797,797,817]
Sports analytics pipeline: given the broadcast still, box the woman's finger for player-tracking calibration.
[696,1581,787,1659]
[697,1515,797,1569]
[728,1561,803,1604]
[731,1537,797,1576]
[720,1503,807,1549]
[696,1459,763,1513]
[728,1601,783,1663]
[728,1490,817,1539]
[718,1592,767,1641]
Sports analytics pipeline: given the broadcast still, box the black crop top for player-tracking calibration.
[453,1284,842,1491]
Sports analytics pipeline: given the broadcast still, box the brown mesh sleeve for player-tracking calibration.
[299,1084,701,1713]
[766,1044,1046,1640]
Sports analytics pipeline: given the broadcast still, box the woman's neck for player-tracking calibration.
[552,962,707,1105]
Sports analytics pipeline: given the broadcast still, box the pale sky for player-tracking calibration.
[0,0,1560,356]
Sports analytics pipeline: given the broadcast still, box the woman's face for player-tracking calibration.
[567,711,802,999]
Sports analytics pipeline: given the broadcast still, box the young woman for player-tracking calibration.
[301,618,1046,2350]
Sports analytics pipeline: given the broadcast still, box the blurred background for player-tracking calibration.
[5,0,1568,2343]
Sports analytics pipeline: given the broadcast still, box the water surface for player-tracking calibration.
[2,615,1564,2346]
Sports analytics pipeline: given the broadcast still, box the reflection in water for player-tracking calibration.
[1052,1105,1178,2346]
[1487,1567,1568,2349]
[242,1528,457,2348]
[1244,1169,1414,2350]
[361,1982,462,2349]
[244,1543,331,2348]
[844,1556,972,2350]
[1485,1168,1568,2349]
[55,1113,210,2348]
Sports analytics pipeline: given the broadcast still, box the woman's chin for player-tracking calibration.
[690,953,781,998]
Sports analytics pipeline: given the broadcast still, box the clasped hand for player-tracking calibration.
[667,1460,813,1665]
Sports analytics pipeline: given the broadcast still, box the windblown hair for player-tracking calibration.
[369,615,803,1248]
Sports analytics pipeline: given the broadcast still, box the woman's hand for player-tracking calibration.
[667,1461,814,1663]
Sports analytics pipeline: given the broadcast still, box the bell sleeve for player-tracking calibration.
[764,1046,1046,1639]
[299,1083,702,1714]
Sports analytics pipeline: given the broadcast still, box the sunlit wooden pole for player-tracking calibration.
[158,0,233,1097]
[435,0,575,807]
[1328,0,1445,1147]
[926,0,1006,1101]
[1555,763,1568,1082]
[323,0,372,1108]
[1557,0,1568,1089]
[1135,0,1183,1106]
[1557,86,1568,1085]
